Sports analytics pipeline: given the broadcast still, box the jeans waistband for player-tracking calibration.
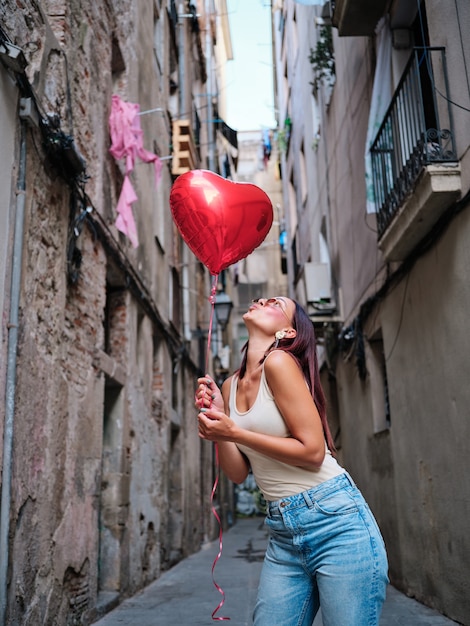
[267,472,356,514]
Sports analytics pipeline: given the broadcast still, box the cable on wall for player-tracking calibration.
[339,186,470,379]
[0,31,194,367]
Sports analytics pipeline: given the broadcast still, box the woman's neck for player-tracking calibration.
[244,336,272,377]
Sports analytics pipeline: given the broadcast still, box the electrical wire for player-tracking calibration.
[2,33,191,365]
[384,270,410,362]
[363,211,378,234]
[82,203,184,354]
[56,49,75,135]
[417,0,470,114]
[339,187,470,375]
[339,2,470,377]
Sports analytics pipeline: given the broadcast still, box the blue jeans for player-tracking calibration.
[254,473,389,626]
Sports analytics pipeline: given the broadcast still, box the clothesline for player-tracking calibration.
[138,107,164,116]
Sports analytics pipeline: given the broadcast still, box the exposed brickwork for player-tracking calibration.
[106,290,128,367]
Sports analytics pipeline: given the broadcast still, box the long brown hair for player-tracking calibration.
[238,300,336,453]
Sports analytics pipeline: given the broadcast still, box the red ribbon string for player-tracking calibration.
[203,274,230,621]
[205,275,218,374]
[210,442,230,621]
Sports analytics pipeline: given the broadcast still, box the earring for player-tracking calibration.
[274,330,286,348]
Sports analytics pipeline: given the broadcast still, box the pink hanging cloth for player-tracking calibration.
[109,94,163,247]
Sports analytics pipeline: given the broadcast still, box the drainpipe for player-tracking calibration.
[177,4,191,343]
[205,0,215,172]
[178,1,186,116]
[0,120,27,625]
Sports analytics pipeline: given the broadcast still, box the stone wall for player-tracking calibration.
[0,1,219,623]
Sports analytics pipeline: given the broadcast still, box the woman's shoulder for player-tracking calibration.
[264,350,309,398]
[264,349,301,377]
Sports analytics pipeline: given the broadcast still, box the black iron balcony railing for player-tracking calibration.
[370,47,458,237]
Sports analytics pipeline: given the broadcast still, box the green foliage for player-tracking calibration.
[309,26,335,93]
[276,117,292,154]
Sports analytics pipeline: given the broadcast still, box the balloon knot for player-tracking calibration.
[208,274,219,304]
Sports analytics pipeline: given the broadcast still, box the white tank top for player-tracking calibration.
[229,365,344,501]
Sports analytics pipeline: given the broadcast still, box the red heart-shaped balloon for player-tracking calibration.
[169,170,273,275]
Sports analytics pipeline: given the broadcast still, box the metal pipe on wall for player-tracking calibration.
[178,1,186,117]
[205,0,215,172]
[0,120,27,625]
[177,2,191,343]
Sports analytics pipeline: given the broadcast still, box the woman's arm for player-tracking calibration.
[196,375,250,484]
[197,352,325,470]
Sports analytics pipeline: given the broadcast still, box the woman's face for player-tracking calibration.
[244,297,295,332]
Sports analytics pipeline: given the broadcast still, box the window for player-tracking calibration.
[170,266,181,331]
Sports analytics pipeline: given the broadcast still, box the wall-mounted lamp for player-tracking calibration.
[214,291,233,331]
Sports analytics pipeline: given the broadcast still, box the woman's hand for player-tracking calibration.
[194,374,250,483]
[197,407,236,442]
[195,375,235,441]
[195,375,224,412]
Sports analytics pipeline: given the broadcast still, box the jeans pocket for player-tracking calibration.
[266,512,284,531]
[314,489,359,516]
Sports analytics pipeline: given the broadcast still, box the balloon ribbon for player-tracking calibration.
[205,275,230,621]
[210,442,230,621]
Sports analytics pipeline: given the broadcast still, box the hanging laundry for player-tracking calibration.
[114,176,139,248]
[108,94,163,246]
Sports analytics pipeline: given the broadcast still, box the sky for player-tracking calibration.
[224,0,277,131]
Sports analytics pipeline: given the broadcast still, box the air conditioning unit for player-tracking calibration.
[304,262,332,304]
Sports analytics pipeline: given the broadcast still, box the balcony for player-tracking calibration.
[370,48,461,261]
[332,0,388,36]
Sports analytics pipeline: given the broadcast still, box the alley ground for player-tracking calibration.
[93,517,460,626]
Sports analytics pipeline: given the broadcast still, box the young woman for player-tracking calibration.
[195,296,388,626]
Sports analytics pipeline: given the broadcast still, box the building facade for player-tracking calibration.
[0,1,237,623]
[273,0,470,623]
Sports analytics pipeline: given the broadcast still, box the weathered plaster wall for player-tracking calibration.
[322,32,385,323]
[315,2,470,623]
[1,1,215,623]
[1,3,115,619]
[11,186,106,623]
[337,207,470,624]
[427,0,470,163]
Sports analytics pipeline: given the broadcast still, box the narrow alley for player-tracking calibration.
[93,517,460,626]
